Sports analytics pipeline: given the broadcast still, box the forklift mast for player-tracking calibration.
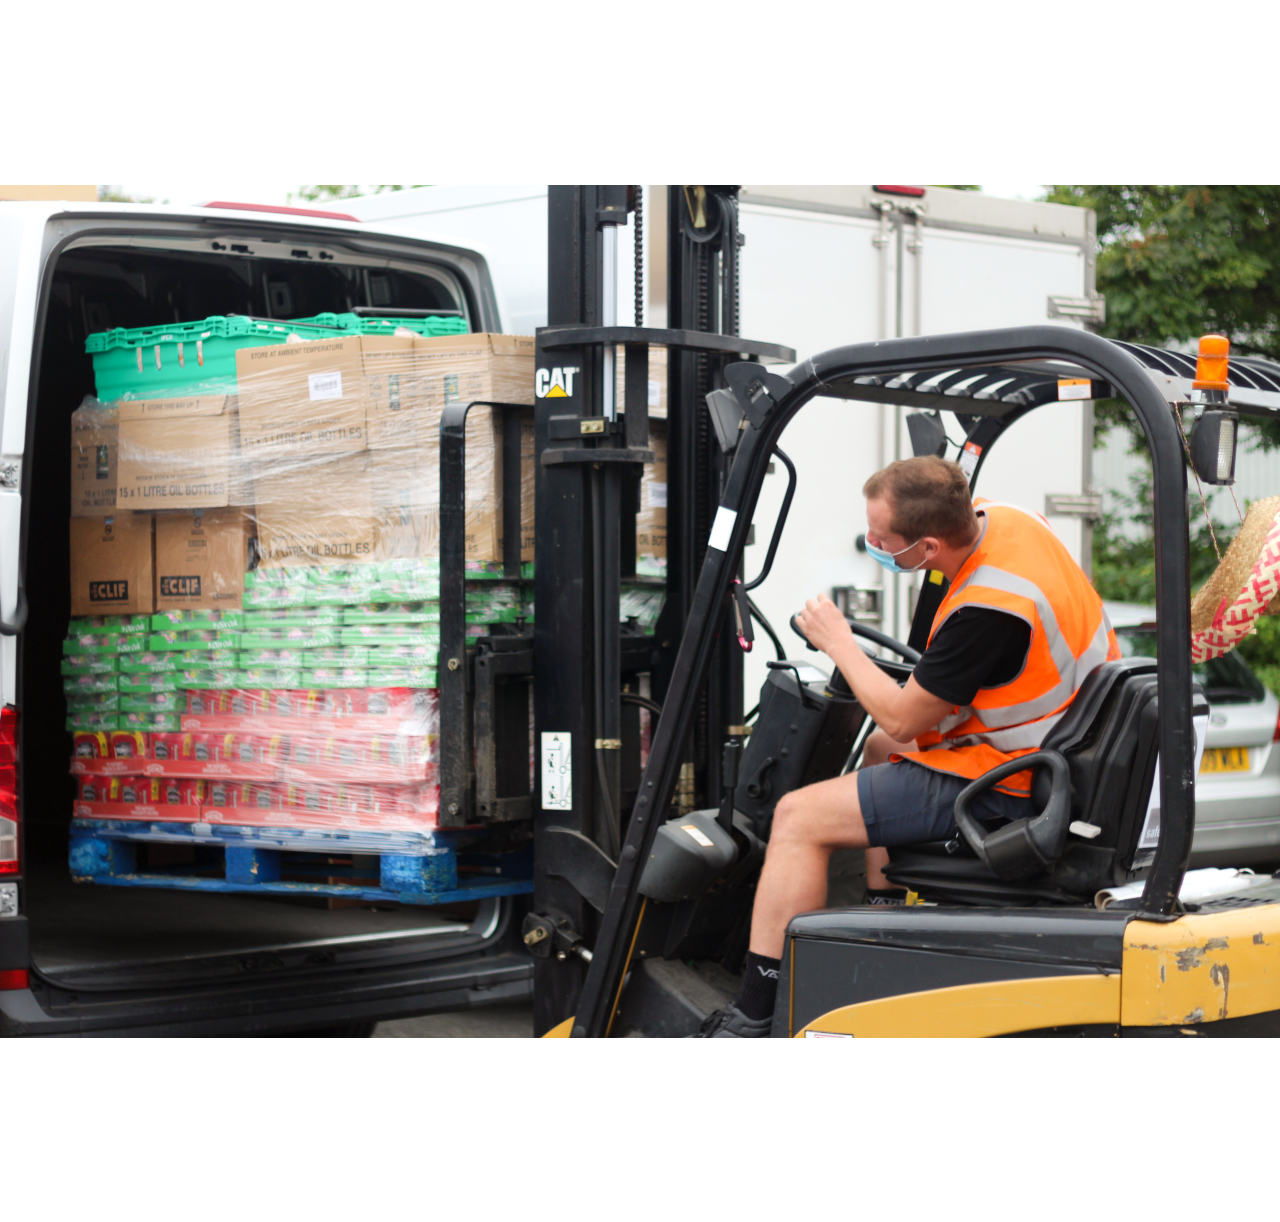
[529,187,792,1033]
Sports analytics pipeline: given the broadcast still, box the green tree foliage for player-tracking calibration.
[1045,185,1280,448]
[1050,186,1280,692]
[291,185,423,203]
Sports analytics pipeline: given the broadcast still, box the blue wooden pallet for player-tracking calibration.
[69,819,533,907]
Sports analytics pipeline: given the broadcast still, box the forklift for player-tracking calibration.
[449,187,1280,1037]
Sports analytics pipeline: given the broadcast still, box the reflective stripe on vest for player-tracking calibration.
[900,502,1120,793]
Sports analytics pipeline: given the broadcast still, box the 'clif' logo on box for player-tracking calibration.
[160,576,201,597]
[89,581,128,602]
[535,367,580,398]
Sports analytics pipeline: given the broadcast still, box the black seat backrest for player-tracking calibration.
[884,657,1207,904]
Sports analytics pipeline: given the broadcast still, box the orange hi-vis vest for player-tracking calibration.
[899,500,1121,796]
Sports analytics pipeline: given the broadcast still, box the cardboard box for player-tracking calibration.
[235,337,369,464]
[362,335,425,451]
[70,513,154,616]
[255,453,377,568]
[614,345,668,418]
[116,395,245,510]
[414,333,535,412]
[637,419,667,570]
[155,509,254,611]
[370,414,533,564]
[71,402,118,517]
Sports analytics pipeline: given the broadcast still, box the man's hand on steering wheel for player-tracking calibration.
[795,594,854,658]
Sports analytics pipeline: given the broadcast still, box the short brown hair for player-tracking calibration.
[863,457,978,546]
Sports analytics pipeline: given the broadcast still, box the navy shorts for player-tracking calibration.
[856,758,1035,848]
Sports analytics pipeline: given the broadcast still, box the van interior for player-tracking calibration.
[21,225,521,1027]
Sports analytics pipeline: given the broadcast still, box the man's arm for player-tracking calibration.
[795,594,955,743]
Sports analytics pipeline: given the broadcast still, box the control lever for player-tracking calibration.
[717,740,742,834]
[788,614,852,696]
[732,579,753,652]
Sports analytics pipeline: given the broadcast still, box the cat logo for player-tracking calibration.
[535,366,580,399]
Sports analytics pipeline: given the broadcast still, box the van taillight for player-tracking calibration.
[1273,707,1280,742]
[0,707,17,874]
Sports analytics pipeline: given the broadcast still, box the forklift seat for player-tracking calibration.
[883,658,1207,906]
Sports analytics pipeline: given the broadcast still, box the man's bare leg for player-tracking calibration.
[747,770,869,959]
[860,729,916,890]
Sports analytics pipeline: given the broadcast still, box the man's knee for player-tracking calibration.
[770,789,816,846]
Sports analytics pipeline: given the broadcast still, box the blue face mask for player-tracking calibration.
[865,537,925,575]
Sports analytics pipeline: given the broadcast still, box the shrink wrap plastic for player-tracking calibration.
[67,329,539,834]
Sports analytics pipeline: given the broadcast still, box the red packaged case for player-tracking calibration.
[73,731,110,759]
[289,735,323,766]
[150,732,189,761]
[189,733,219,762]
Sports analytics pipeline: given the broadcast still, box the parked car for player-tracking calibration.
[1107,602,1280,867]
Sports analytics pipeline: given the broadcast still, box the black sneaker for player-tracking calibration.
[688,1002,772,1038]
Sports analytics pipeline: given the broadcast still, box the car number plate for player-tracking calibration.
[1200,746,1250,773]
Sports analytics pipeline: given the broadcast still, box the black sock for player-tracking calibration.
[866,886,907,906]
[735,951,782,1021]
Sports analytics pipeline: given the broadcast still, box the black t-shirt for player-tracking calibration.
[911,607,1032,707]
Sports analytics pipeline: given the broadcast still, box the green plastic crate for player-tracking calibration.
[292,312,469,338]
[85,314,346,402]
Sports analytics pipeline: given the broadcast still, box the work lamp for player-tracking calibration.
[1189,409,1238,485]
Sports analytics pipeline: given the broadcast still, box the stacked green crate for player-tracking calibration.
[62,615,149,731]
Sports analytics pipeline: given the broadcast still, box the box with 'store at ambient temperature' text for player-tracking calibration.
[69,513,155,616]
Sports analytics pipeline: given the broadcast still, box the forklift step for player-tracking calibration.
[67,818,534,907]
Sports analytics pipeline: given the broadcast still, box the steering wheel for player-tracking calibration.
[789,613,922,665]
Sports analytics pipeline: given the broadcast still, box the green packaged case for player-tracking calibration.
[119,652,183,674]
[148,630,242,652]
[343,602,440,625]
[63,673,119,696]
[339,626,441,648]
[67,614,150,635]
[239,628,340,650]
[236,668,302,687]
[66,711,121,732]
[64,633,145,656]
[66,691,121,712]
[118,674,183,694]
[119,711,183,732]
[300,668,369,688]
[120,691,185,713]
[243,609,344,629]
[61,654,120,676]
[366,668,438,688]
[150,609,247,630]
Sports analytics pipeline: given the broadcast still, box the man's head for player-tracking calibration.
[862,457,979,577]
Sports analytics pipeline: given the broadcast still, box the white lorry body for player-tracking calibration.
[346,184,1101,691]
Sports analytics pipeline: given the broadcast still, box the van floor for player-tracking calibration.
[24,856,466,978]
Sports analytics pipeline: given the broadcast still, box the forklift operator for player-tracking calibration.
[696,455,1119,1036]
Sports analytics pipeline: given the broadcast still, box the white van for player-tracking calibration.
[0,199,533,1035]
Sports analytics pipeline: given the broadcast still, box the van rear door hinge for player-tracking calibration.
[1048,295,1106,326]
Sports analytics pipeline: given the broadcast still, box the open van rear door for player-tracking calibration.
[0,204,43,706]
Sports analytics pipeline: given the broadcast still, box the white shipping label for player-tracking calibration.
[308,371,343,401]
[1136,714,1208,851]
[707,506,737,552]
[649,482,668,509]
[648,379,661,408]
[541,732,572,811]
